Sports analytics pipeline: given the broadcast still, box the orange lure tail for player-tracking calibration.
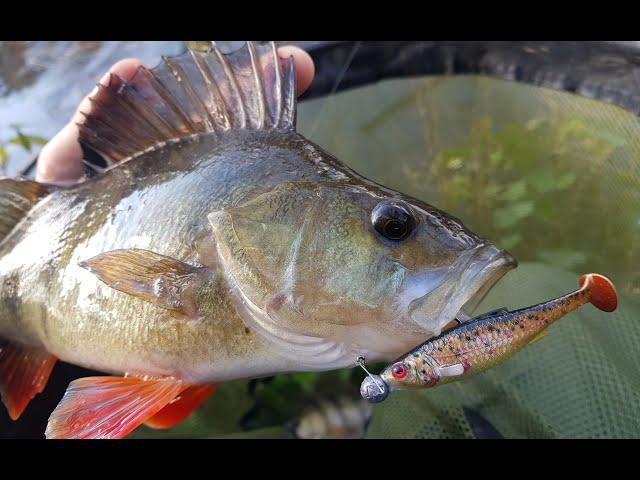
[579,273,618,313]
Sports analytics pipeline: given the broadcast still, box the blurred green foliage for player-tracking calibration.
[411,113,640,292]
[0,124,47,173]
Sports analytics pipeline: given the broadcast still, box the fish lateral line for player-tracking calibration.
[360,273,617,403]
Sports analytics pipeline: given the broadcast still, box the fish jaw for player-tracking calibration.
[407,244,517,336]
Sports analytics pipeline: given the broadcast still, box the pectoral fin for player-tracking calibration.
[436,363,466,377]
[45,376,186,439]
[0,340,57,420]
[144,383,217,429]
[80,249,211,317]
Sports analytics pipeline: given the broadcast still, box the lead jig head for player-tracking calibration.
[360,374,389,403]
[357,356,390,403]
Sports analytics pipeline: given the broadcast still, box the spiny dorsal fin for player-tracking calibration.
[78,42,297,165]
[79,248,210,317]
[0,178,50,242]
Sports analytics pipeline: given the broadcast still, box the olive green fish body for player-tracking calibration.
[0,130,387,382]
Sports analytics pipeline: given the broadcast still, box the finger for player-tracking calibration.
[36,59,145,184]
[277,45,315,96]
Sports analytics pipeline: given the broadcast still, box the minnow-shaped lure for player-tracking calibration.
[360,273,617,403]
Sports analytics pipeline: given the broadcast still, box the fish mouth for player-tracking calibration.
[455,245,518,320]
[408,244,517,334]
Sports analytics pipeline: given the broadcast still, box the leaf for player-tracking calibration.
[530,170,576,194]
[536,249,587,271]
[484,184,501,199]
[446,157,463,170]
[449,175,472,198]
[554,172,576,190]
[498,233,522,250]
[529,170,556,194]
[497,179,527,202]
[525,118,545,131]
[0,144,7,170]
[493,201,534,229]
[25,135,48,146]
[7,126,48,153]
[288,372,318,392]
[583,124,627,147]
[489,148,503,167]
[9,132,32,151]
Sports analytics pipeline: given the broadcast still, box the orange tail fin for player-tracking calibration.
[145,384,217,430]
[45,376,186,439]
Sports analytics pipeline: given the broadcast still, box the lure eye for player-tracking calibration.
[391,363,407,379]
[371,202,416,241]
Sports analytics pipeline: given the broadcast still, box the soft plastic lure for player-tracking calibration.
[360,273,617,403]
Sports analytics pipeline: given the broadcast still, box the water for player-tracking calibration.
[0,41,184,176]
[1,42,638,438]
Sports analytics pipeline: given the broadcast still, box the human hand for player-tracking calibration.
[36,45,315,185]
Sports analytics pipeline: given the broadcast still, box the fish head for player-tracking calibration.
[209,178,516,365]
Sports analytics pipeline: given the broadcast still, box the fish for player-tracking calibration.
[288,395,373,439]
[0,42,516,438]
[360,273,617,402]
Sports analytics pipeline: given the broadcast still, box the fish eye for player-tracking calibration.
[371,202,416,241]
[391,363,408,379]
